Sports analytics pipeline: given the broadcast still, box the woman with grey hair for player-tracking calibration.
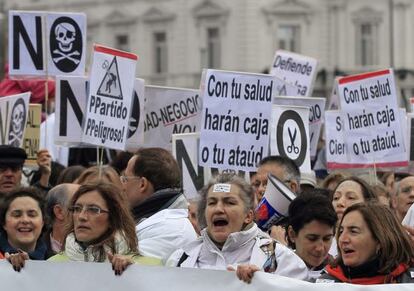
[166,173,308,281]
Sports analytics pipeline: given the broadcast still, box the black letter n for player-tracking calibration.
[13,15,43,70]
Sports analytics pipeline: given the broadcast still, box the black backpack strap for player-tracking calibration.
[177,252,189,267]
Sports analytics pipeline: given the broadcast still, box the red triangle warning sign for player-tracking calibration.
[97,57,123,100]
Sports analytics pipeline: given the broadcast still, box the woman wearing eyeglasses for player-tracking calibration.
[0,187,48,270]
[47,182,160,274]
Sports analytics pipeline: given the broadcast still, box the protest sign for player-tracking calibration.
[328,77,340,110]
[0,260,411,291]
[270,50,318,97]
[199,70,273,171]
[22,104,41,166]
[273,75,298,97]
[172,132,250,199]
[9,11,86,77]
[0,93,31,147]
[270,105,311,173]
[274,96,325,157]
[54,75,88,146]
[144,85,201,150]
[82,45,137,150]
[337,69,408,168]
[125,78,145,152]
[46,13,86,76]
[326,109,408,170]
[325,110,348,169]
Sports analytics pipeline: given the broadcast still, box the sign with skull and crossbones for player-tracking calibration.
[47,13,86,75]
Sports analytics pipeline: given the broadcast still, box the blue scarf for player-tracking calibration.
[0,232,47,260]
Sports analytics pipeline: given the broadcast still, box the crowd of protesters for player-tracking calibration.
[0,143,414,284]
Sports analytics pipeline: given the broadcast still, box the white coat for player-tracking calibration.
[166,223,309,280]
[136,208,198,263]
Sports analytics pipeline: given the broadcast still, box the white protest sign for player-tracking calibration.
[325,110,348,169]
[144,86,201,150]
[326,109,408,170]
[172,132,251,199]
[46,13,86,76]
[9,11,86,77]
[55,75,88,146]
[270,50,318,97]
[273,75,298,97]
[274,96,326,157]
[199,69,273,171]
[82,45,137,150]
[338,69,408,167]
[328,77,340,110]
[125,78,145,152]
[9,11,45,77]
[0,93,31,147]
[270,105,311,173]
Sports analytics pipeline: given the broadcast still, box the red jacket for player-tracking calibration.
[0,64,55,104]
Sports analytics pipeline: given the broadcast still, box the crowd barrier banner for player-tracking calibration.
[0,261,412,291]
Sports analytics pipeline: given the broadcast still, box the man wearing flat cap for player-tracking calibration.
[0,145,27,194]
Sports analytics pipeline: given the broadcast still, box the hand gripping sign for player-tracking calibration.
[82,45,137,150]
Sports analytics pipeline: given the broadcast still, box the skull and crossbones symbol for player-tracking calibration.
[53,22,80,64]
[8,101,26,147]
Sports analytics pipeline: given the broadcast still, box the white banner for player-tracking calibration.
[82,45,137,150]
[337,69,408,168]
[199,69,273,171]
[0,261,411,291]
[144,86,201,150]
[270,50,318,97]
[0,92,31,147]
[9,11,86,77]
[274,97,326,157]
[270,105,311,173]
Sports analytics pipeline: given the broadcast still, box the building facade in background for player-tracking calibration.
[3,0,414,106]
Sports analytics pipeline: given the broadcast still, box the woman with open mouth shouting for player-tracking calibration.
[0,187,48,271]
[167,173,309,282]
[317,201,414,284]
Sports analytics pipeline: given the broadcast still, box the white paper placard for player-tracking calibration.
[199,69,273,171]
[144,86,202,150]
[270,105,311,173]
[0,92,31,147]
[82,45,137,150]
[270,50,318,97]
[274,96,326,157]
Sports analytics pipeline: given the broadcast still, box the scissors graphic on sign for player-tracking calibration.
[287,127,299,154]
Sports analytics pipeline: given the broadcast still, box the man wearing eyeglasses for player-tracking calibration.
[123,147,197,262]
[393,175,414,223]
[0,145,27,195]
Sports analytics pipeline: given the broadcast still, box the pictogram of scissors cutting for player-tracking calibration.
[287,127,299,154]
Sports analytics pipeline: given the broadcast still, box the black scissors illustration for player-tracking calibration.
[287,127,299,154]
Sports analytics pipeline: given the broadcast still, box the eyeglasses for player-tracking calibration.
[120,175,141,184]
[68,205,109,216]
